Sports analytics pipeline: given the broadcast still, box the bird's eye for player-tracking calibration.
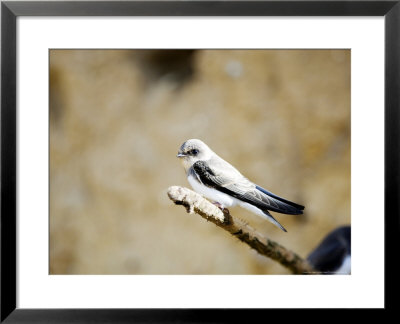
[190,149,199,155]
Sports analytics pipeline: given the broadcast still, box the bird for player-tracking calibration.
[307,226,351,274]
[176,139,304,232]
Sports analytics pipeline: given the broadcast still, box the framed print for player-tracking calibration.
[1,0,399,321]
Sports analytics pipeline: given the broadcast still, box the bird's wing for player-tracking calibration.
[191,160,303,215]
[307,227,351,273]
[307,240,348,273]
[256,185,305,211]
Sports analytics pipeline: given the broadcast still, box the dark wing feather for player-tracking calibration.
[191,161,304,215]
[307,226,351,272]
[256,185,304,211]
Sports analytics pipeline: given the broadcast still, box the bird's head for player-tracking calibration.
[177,139,213,171]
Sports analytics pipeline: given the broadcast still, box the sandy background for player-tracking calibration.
[49,49,350,274]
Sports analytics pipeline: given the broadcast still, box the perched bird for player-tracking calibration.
[307,226,351,274]
[176,139,304,232]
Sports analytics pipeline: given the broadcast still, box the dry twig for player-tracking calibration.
[167,186,316,274]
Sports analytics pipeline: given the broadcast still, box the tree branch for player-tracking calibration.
[167,186,316,274]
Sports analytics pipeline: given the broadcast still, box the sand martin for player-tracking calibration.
[176,139,304,232]
[307,226,351,274]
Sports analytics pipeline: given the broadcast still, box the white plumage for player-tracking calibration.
[177,139,304,232]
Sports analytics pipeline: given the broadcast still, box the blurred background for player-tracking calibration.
[49,49,350,274]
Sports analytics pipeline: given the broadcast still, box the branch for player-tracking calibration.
[167,186,316,274]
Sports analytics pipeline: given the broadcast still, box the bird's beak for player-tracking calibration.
[176,152,186,158]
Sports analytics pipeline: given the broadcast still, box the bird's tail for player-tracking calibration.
[238,200,288,232]
[263,210,287,232]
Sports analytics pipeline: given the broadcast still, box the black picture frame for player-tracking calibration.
[1,0,398,321]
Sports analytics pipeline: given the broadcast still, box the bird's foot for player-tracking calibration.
[213,202,230,214]
[212,201,224,209]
